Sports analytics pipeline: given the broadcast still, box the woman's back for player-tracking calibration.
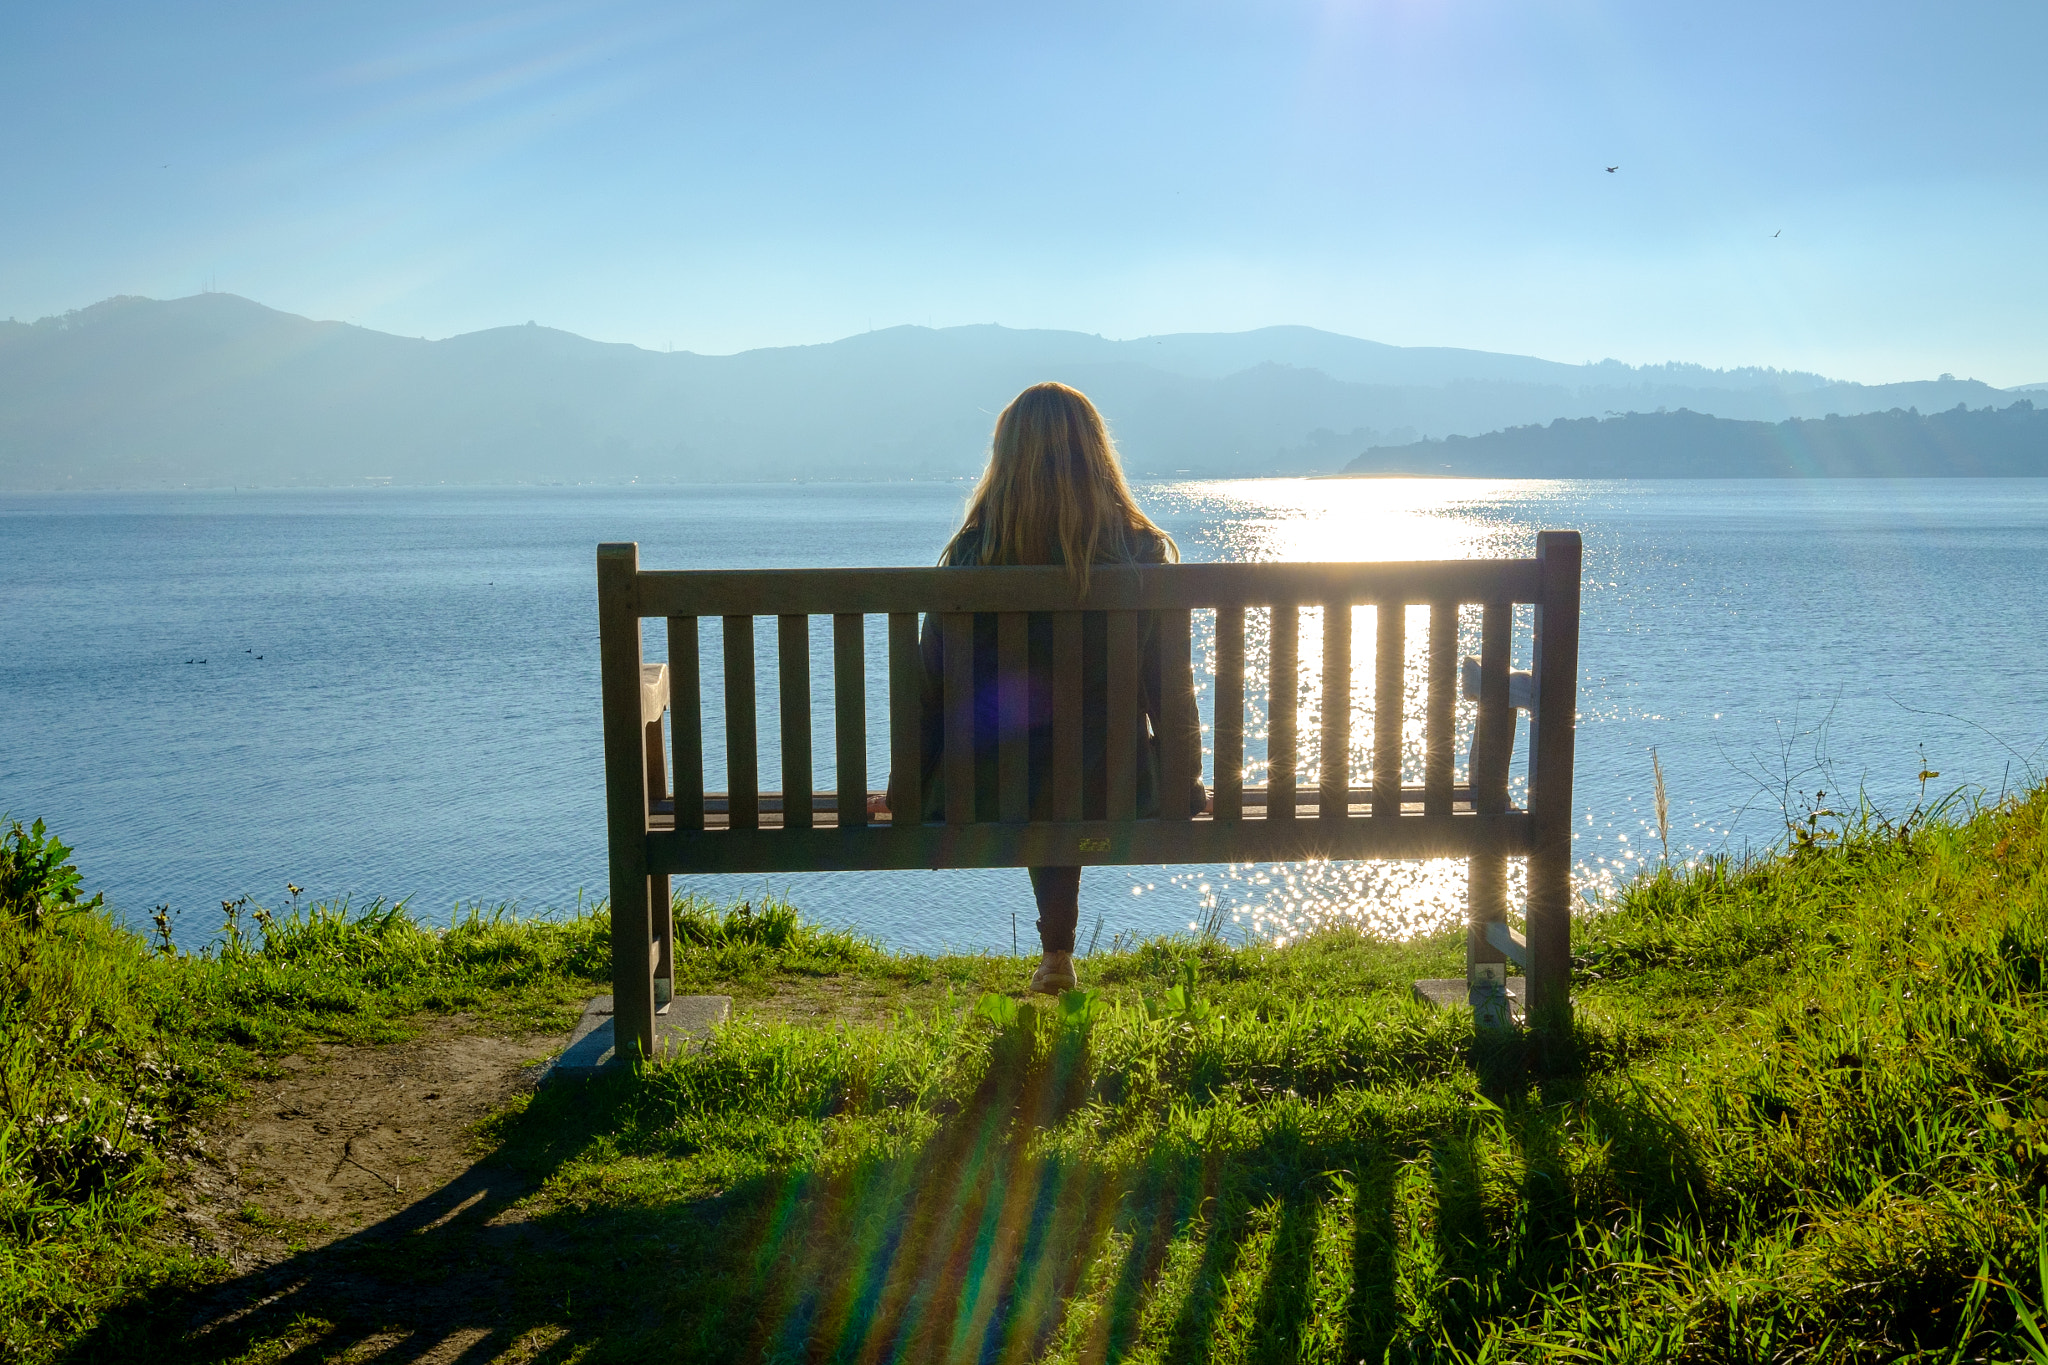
[890,522,1200,824]
[879,380,1201,995]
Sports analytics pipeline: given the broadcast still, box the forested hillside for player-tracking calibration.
[1341,402,2048,477]
[0,293,2022,488]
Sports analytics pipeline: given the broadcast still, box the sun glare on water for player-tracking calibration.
[1186,476,1530,564]
[1137,477,1556,945]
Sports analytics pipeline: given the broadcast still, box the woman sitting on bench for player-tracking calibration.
[874,382,1205,994]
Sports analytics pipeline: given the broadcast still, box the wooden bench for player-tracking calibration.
[597,533,1582,1058]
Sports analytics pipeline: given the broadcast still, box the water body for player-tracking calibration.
[4,480,2045,954]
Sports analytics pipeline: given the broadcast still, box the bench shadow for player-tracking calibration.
[68,1014,1675,1365]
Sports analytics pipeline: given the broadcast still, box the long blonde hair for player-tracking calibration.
[944,382,1176,592]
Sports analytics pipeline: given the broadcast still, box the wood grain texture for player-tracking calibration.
[597,544,655,1061]
[1106,611,1139,823]
[1159,608,1195,820]
[833,614,866,830]
[1474,602,1513,815]
[636,560,1542,617]
[1528,531,1583,1022]
[1214,605,1245,822]
[1320,603,1352,822]
[1052,612,1084,822]
[778,615,812,832]
[723,615,759,832]
[602,544,1582,1022]
[667,617,704,831]
[887,612,921,826]
[998,612,1029,823]
[1424,600,1457,817]
[942,612,975,826]
[1372,600,1405,820]
[648,810,1535,874]
[1466,600,1514,974]
[1267,604,1298,822]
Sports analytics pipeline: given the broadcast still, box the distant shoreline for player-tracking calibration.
[1340,402,2047,479]
[10,470,2048,496]
[7,292,2038,490]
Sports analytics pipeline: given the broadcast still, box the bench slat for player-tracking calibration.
[1214,606,1244,822]
[723,615,759,831]
[779,615,812,831]
[943,612,975,825]
[1320,602,1351,822]
[1052,612,1084,822]
[1425,600,1457,817]
[1268,604,1297,821]
[1106,611,1139,823]
[833,614,867,830]
[680,782,1494,816]
[648,809,1536,873]
[888,613,921,825]
[1372,599,1405,820]
[668,616,704,831]
[634,559,1543,617]
[1475,601,1513,813]
[1159,608,1195,820]
[605,540,1582,1038]
[1467,599,1514,975]
[998,612,1030,823]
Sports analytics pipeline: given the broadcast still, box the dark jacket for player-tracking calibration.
[886,527,1205,825]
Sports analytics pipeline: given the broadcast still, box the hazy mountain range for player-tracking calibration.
[1342,403,2048,478]
[1,293,2037,489]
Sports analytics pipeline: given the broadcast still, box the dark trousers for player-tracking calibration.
[1029,866,1081,952]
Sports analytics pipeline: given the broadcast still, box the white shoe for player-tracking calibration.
[1029,951,1078,995]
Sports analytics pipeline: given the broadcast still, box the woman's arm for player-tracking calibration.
[1138,576,1208,815]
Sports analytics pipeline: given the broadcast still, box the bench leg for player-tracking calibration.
[1527,529,1580,1030]
[600,543,658,1064]
[1466,851,1511,1027]
[1466,695,1518,1026]
[1526,841,1573,1026]
[652,874,673,1012]
[610,873,657,1062]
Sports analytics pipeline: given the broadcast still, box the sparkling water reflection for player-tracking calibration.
[1156,480,1534,943]
[1140,477,2048,946]
[5,479,2046,954]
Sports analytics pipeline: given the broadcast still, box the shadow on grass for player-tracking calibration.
[68,1016,1651,1365]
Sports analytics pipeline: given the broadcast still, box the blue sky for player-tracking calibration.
[4,0,2043,383]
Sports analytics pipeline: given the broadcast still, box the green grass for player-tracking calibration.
[12,785,2048,1362]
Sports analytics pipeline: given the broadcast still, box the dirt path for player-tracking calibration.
[152,1018,570,1362]
[171,1017,552,1268]
[146,995,836,1361]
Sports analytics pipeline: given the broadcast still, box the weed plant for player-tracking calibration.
[0,820,894,1363]
[15,781,2048,1362]
[459,784,2048,1362]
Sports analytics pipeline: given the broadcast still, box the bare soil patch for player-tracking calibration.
[143,989,967,1360]
[171,1017,553,1268]
[153,1018,567,1362]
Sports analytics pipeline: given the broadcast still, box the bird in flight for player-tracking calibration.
[1605,165,1619,173]
[1772,229,1782,237]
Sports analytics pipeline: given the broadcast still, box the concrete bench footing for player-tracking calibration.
[536,994,731,1083]
[1412,978,1523,1028]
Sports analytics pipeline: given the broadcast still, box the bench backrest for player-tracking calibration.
[596,533,1582,1050]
